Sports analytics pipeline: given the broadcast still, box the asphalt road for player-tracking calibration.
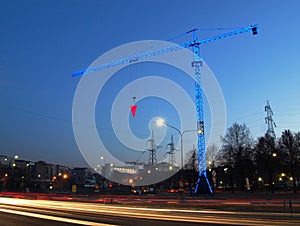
[0,197,299,226]
[0,211,208,226]
[0,211,77,226]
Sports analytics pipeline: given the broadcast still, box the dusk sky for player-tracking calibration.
[1,0,300,168]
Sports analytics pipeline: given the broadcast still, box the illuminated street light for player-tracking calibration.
[156,117,201,172]
[156,118,165,127]
[272,153,277,157]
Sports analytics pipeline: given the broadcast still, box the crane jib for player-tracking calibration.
[72,25,258,77]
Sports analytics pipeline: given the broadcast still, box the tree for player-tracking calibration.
[278,130,300,193]
[184,146,197,171]
[184,147,198,189]
[254,133,280,193]
[220,123,254,191]
[206,144,221,169]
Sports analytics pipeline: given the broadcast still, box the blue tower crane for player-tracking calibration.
[73,24,258,194]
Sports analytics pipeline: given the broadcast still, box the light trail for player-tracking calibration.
[0,197,299,225]
[0,207,116,226]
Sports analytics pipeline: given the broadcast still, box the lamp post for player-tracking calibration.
[100,156,106,175]
[156,118,200,172]
[156,118,200,197]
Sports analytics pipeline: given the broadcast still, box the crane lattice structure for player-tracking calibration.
[265,100,276,139]
[73,24,258,194]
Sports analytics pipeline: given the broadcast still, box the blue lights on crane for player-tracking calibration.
[73,24,258,194]
[72,25,258,77]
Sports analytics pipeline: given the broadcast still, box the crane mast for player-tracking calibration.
[190,31,212,193]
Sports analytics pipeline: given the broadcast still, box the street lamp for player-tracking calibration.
[156,117,200,170]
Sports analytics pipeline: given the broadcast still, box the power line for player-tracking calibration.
[0,103,71,124]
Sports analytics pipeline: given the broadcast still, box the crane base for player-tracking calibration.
[194,174,213,194]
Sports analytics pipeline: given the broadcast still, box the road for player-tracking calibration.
[0,197,299,226]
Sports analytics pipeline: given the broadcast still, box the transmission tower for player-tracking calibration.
[166,135,176,166]
[265,100,276,139]
[147,131,157,165]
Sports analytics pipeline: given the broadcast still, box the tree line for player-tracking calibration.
[205,123,300,193]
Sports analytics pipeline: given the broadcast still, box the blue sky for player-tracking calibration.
[1,0,300,167]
